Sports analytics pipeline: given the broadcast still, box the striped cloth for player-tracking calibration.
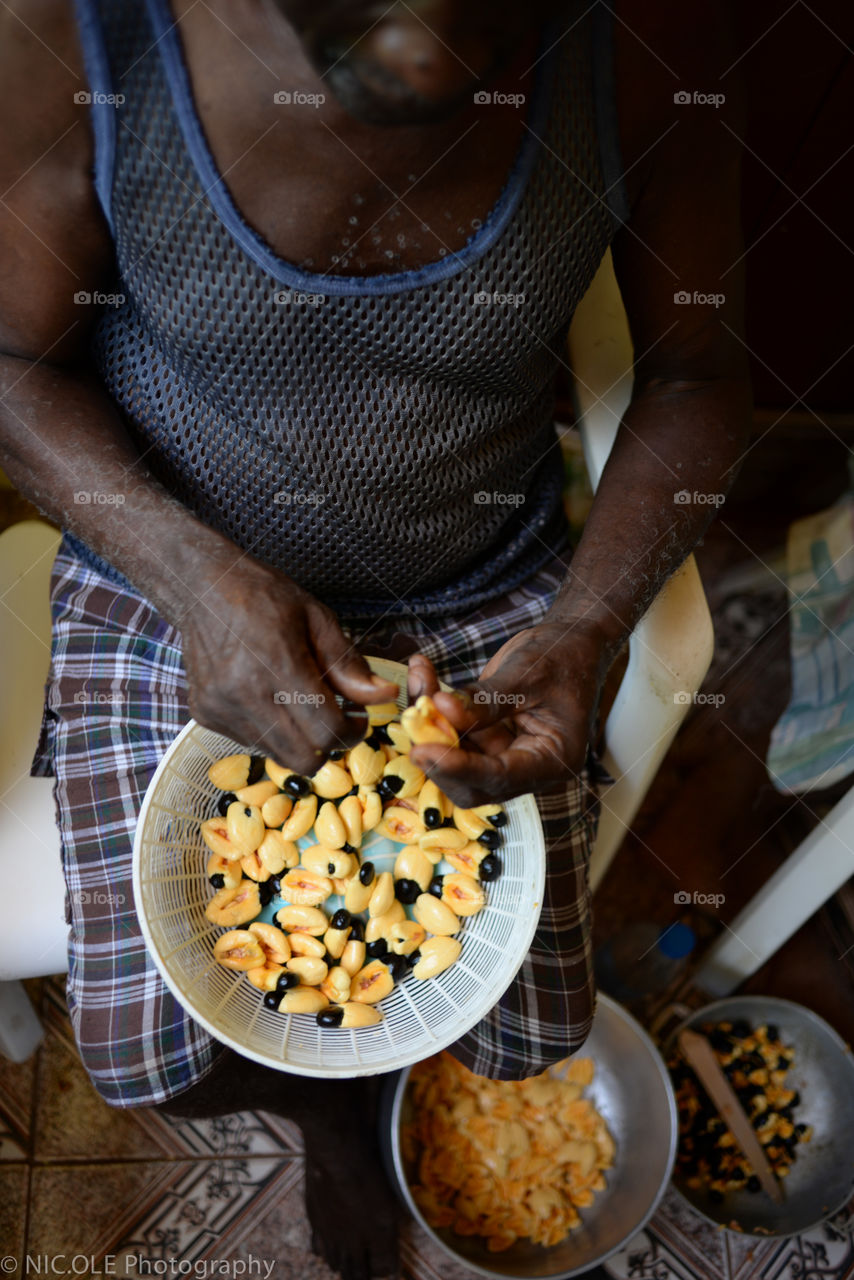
[34,536,598,1107]
[767,491,854,793]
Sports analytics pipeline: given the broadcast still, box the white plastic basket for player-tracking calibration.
[132,658,546,1077]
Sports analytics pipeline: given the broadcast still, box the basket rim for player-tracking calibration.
[132,663,547,1077]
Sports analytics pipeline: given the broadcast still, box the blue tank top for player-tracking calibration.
[69,0,628,619]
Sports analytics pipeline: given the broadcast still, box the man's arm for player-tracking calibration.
[0,0,395,771]
[409,0,752,803]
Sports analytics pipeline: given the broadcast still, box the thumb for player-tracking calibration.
[309,613,398,706]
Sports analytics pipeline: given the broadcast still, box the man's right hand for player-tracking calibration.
[180,553,398,774]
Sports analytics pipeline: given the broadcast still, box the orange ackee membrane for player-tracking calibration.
[403,1052,614,1252]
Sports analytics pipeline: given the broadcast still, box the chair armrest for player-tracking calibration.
[568,251,714,889]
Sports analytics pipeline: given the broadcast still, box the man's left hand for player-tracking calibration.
[405,623,604,807]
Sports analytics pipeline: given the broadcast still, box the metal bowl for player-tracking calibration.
[666,996,854,1237]
[385,994,677,1279]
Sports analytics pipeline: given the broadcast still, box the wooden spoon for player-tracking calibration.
[678,1027,784,1204]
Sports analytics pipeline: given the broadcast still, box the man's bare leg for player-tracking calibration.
[156,1050,400,1280]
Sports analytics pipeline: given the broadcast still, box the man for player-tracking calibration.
[0,0,750,1275]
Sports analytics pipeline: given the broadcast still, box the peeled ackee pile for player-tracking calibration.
[669,1019,812,1199]
[200,696,505,1029]
[404,1052,614,1251]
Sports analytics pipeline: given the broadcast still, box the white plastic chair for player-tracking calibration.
[0,519,66,1060]
[0,249,714,1060]
[568,250,715,889]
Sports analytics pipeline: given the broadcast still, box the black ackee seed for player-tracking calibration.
[765,1023,779,1042]
[317,1007,344,1028]
[428,876,444,898]
[328,863,337,875]
[328,749,346,760]
[331,909,351,930]
[248,755,266,785]
[373,724,392,744]
[259,881,275,906]
[423,808,443,829]
[263,992,280,1010]
[710,1030,732,1054]
[441,816,457,827]
[406,950,421,967]
[382,774,404,795]
[366,938,388,959]
[732,1019,751,1039]
[477,828,501,850]
[342,842,357,854]
[488,810,508,827]
[217,792,237,816]
[348,918,365,942]
[270,877,282,896]
[376,779,396,800]
[284,774,312,798]
[395,878,420,904]
[359,861,376,886]
[209,873,225,889]
[479,854,502,882]
[386,954,408,983]
[276,972,299,992]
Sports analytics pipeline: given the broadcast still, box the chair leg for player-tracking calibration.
[0,979,44,1062]
[694,786,854,996]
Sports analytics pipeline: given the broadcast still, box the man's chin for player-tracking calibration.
[321,60,476,127]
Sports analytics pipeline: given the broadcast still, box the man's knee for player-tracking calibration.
[71,999,218,1109]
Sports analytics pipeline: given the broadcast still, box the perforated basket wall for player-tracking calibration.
[132,660,546,1077]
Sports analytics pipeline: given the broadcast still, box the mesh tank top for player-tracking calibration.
[70,0,629,619]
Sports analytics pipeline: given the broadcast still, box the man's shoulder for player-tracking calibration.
[614,0,742,206]
[0,0,90,181]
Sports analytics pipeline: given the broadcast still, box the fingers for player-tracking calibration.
[315,618,398,707]
[407,652,440,701]
[411,735,579,807]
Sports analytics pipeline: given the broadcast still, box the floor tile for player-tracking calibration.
[33,1023,171,1163]
[0,1164,29,1266]
[28,1161,182,1258]
[110,1157,304,1265]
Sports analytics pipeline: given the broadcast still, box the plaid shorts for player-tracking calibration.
[34,536,598,1107]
